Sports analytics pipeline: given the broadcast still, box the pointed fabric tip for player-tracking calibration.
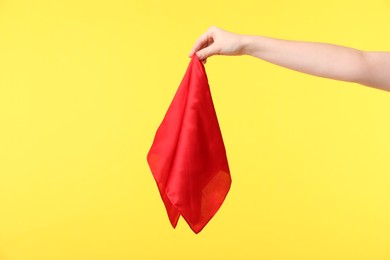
[147,55,231,234]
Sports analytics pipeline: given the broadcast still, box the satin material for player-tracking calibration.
[147,55,231,234]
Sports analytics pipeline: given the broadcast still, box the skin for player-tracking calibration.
[189,26,390,92]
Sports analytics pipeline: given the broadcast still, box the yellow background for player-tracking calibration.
[1,0,390,259]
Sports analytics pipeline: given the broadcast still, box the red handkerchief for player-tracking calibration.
[147,55,231,234]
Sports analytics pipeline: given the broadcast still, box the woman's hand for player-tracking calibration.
[189,26,247,63]
[190,26,390,91]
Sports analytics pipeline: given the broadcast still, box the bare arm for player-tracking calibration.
[189,27,390,92]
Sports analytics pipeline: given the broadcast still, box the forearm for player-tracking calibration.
[241,35,390,91]
[241,35,366,82]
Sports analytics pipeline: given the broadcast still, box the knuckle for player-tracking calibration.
[209,25,218,32]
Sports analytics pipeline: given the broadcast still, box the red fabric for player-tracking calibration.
[147,55,231,234]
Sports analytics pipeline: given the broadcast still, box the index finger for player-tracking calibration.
[188,30,212,57]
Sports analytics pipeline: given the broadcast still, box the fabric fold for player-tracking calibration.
[147,55,231,234]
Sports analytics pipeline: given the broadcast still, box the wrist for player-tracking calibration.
[240,35,263,56]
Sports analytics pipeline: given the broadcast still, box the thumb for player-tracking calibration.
[196,45,217,61]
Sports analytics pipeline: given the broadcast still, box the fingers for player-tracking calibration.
[188,27,215,58]
[196,45,215,61]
